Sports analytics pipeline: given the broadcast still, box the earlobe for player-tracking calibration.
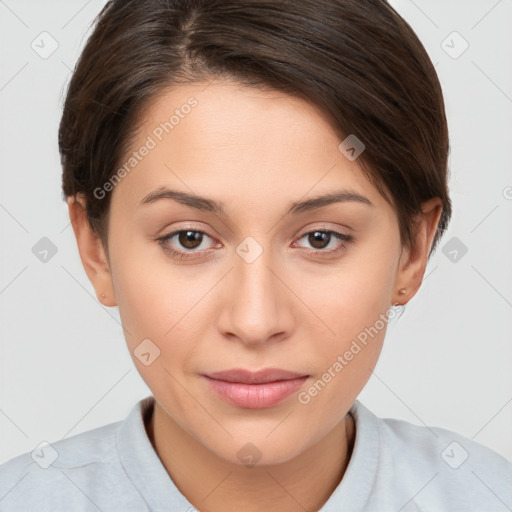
[67,195,117,307]
[393,197,443,306]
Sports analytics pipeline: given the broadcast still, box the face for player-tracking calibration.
[84,80,412,465]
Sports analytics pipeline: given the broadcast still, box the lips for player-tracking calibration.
[204,368,308,384]
[202,368,310,408]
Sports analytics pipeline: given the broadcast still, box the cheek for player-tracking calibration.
[108,232,182,348]
[296,272,394,432]
[305,233,399,343]
[298,229,400,393]
[109,233,215,380]
[110,262,190,400]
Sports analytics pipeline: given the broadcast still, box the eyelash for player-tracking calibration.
[156,226,354,261]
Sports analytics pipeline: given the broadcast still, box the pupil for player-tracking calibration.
[180,231,202,249]
[310,231,329,249]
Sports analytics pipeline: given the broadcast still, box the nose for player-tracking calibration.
[216,243,295,348]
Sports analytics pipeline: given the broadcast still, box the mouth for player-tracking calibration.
[204,368,309,384]
[202,368,310,409]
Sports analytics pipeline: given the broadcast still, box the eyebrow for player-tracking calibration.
[140,186,374,215]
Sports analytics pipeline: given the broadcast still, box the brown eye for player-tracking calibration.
[156,228,217,259]
[177,230,204,250]
[294,229,354,256]
[308,231,331,250]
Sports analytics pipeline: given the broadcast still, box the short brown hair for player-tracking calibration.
[59,0,452,255]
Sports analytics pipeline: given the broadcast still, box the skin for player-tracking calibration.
[68,79,442,512]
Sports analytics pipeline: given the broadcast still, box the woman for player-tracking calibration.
[0,0,510,510]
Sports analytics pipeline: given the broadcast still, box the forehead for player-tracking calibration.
[111,79,385,214]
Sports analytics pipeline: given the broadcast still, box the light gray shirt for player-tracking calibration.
[0,395,511,511]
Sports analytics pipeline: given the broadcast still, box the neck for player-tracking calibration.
[145,401,355,512]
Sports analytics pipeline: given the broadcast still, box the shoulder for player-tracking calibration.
[0,415,146,511]
[351,401,512,511]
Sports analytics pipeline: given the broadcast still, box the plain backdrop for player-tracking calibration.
[1,0,511,465]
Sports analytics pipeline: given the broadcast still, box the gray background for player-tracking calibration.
[1,0,511,465]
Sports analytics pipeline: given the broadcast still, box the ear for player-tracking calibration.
[67,194,117,307]
[392,197,443,306]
